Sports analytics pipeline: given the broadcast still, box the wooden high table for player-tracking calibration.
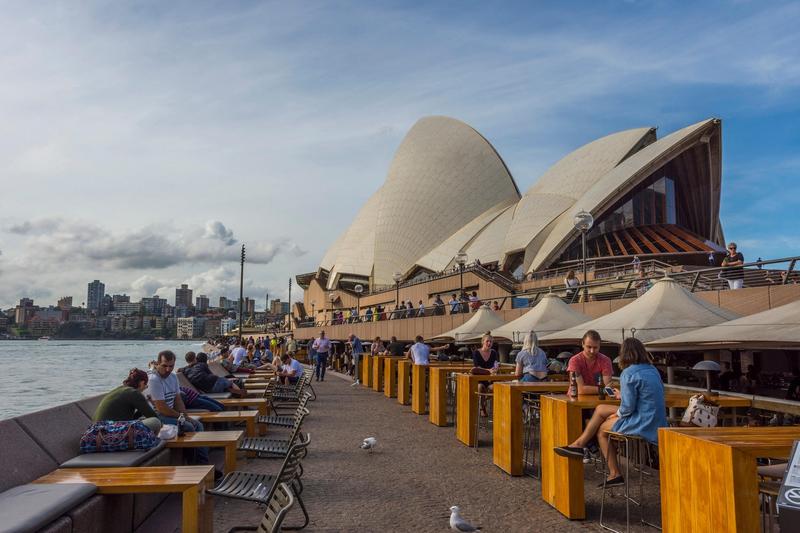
[372,354,388,392]
[455,374,518,446]
[219,397,269,420]
[397,360,413,405]
[166,430,244,473]
[492,381,569,475]
[360,354,373,387]
[413,363,474,416]
[35,465,214,533]
[540,394,752,520]
[659,426,800,533]
[383,357,403,398]
[194,410,261,437]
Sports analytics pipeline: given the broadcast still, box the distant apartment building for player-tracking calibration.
[29,315,60,337]
[57,296,73,310]
[174,305,191,318]
[0,316,9,332]
[175,284,193,309]
[195,295,209,313]
[204,319,221,337]
[270,299,290,315]
[220,317,236,335]
[87,280,105,314]
[176,317,205,339]
[141,296,167,316]
[245,297,255,316]
[124,315,141,330]
[14,298,37,327]
[101,294,113,315]
[114,302,141,316]
[219,297,238,310]
[109,314,125,332]
[153,317,165,330]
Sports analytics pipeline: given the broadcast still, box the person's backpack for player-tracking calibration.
[79,420,159,454]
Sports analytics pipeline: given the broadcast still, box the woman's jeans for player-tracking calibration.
[315,352,328,380]
[158,415,209,464]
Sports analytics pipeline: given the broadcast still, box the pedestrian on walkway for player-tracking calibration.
[349,333,364,385]
[312,330,331,382]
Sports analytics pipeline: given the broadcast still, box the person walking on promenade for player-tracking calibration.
[555,338,667,487]
[312,330,331,382]
[349,333,365,385]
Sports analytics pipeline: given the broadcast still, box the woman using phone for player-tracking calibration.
[554,337,667,486]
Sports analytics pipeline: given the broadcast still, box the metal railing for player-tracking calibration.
[294,255,800,328]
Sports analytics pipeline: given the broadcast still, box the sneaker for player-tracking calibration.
[554,446,586,459]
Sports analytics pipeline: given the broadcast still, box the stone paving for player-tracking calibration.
[212,370,661,532]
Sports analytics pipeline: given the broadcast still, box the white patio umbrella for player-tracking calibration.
[430,305,506,343]
[647,299,800,351]
[491,293,591,343]
[539,277,739,345]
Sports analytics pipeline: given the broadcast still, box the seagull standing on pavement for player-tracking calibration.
[449,506,481,532]
[360,437,377,452]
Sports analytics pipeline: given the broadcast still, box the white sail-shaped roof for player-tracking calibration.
[528,119,718,271]
[431,306,506,343]
[492,293,591,342]
[647,299,800,351]
[539,277,739,345]
[372,116,521,285]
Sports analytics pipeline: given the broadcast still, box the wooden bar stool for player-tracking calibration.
[521,391,541,478]
[473,391,493,450]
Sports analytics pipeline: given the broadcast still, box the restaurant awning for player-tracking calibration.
[647,299,800,351]
[430,305,506,343]
[491,293,591,343]
[538,277,739,345]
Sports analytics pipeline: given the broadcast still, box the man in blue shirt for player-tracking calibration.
[349,334,364,386]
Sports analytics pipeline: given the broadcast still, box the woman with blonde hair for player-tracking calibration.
[515,331,548,382]
[565,270,580,300]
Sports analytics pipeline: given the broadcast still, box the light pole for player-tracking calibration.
[238,244,245,342]
[392,271,402,308]
[573,210,594,301]
[455,252,468,295]
[354,284,363,323]
[328,293,336,325]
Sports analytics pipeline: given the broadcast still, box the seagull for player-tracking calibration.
[360,437,377,452]
[449,506,481,532]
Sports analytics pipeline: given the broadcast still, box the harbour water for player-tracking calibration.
[0,339,201,420]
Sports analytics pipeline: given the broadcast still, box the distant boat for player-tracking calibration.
[38,336,51,341]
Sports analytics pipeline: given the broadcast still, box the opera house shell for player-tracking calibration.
[316,116,725,290]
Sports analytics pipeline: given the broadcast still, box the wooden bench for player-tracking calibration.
[34,466,214,533]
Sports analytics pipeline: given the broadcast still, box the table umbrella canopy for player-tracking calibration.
[430,305,506,343]
[491,293,591,343]
[538,277,739,345]
[647,299,800,351]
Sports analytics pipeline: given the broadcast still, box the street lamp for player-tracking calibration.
[354,284,363,323]
[328,293,336,325]
[573,210,594,301]
[392,271,402,308]
[455,252,468,296]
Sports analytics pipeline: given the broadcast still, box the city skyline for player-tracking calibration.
[1,2,799,309]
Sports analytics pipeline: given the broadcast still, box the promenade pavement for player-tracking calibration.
[212,370,623,532]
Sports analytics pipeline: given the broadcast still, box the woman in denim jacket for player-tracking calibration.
[555,337,666,486]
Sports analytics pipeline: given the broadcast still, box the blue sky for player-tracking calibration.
[0,0,798,308]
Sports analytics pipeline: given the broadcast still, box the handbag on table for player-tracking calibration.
[680,394,720,427]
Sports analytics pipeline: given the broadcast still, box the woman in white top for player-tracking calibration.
[564,270,580,301]
[515,332,549,382]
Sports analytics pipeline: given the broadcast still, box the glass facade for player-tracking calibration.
[591,176,676,238]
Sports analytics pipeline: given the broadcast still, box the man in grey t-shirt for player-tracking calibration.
[147,350,209,465]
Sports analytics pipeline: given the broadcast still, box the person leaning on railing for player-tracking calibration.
[555,338,667,487]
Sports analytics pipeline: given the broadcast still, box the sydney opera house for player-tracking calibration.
[300,115,723,294]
